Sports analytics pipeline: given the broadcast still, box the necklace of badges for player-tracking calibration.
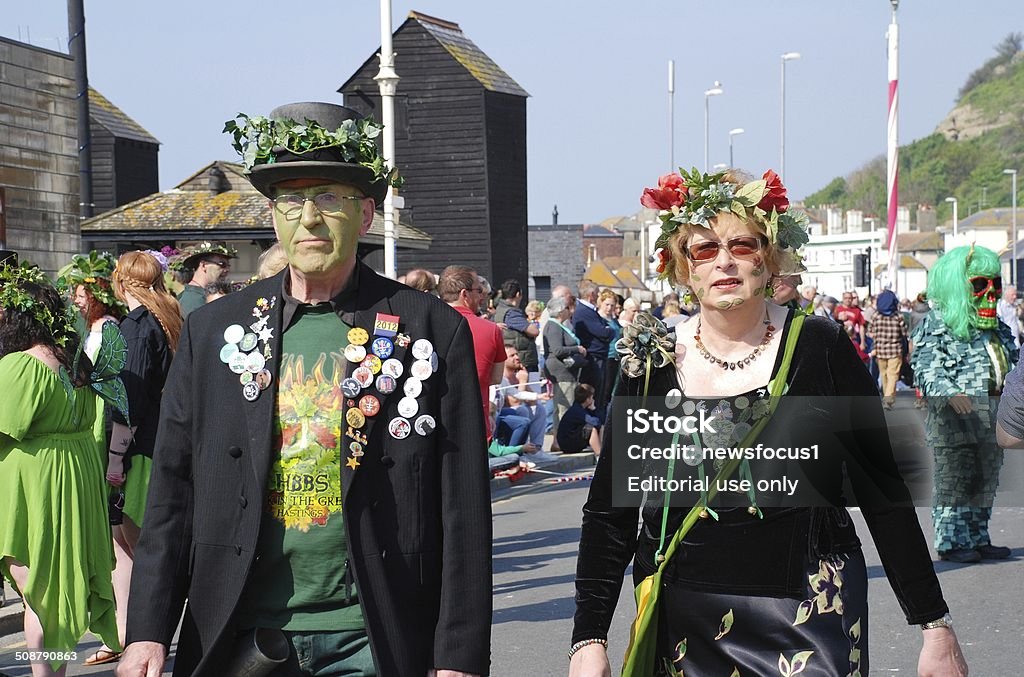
[341,313,437,470]
[221,296,277,402]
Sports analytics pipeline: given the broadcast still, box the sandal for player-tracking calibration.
[84,647,122,666]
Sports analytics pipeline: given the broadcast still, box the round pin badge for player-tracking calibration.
[429,351,439,373]
[371,336,394,359]
[246,351,266,374]
[410,359,433,381]
[242,382,260,402]
[397,396,419,418]
[388,417,412,439]
[239,333,258,353]
[341,378,362,398]
[403,377,423,398]
[361,354,382,374]
[349,441,364,457]
[344,344,367,363]
[346,407,366,429]
[352,366,375,388]
[229,352,248,374]
[359,395,381,417]
[224,324,245,345]
[347,327,369,346]
[665,388,682,409]
[414,414,436,436]
[239,371,254,386]
[411,338,433,361]
[381,358,404,379]
[220,343,239,364]
[375,374,397,395]
[255,369,273,391]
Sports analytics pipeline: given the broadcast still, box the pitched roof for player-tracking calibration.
[405,12,528,97]
[81,160,431,249]
[583,260,627,288]
[897,231,942,251]
[583,224,622,238]
[958,207,1024,230]
[612,266,650,291]
[88,87,159,144]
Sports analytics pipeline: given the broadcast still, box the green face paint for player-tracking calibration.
[271,183,367,276]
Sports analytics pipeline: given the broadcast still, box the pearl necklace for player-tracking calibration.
[694,310,776,370]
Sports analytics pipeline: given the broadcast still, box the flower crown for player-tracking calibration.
[56,251,125,313]
[641,168,810,280]
[223,114,403,189]
[0,262,79,347]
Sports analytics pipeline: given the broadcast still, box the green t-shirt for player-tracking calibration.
[177,284,207,317]
[236,305,364,631]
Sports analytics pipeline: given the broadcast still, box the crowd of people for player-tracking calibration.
[2,100,1018,677]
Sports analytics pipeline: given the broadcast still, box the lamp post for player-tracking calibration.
[704,82,723,172]
[780,52,800,180]
[668,60,675,172]
[945,196,958,239]
[728,128,744,168]
[1006,168,1019,287]
[375,0,400,279]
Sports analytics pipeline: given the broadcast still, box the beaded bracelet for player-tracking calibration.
[567,638,608,659]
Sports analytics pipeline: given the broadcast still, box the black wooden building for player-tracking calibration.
[88,87,160,213]
[339,11,529,287]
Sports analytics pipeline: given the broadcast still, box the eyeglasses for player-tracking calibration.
[273,192,363,220]
[970,276,1002,297]
[469,287,485,294]
[203,258,231,268]
[685,236,766,262]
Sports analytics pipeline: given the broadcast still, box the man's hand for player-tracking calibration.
[116,641,166,677]
[918,627,968,676]
[515,369,529,385]
[948,394,973,415]
[521,442,538,453]
[429,671,480,677]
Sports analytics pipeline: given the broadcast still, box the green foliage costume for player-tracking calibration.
[910,245,1018,556]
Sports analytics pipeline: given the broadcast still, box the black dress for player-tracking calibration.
[572,312,948,675]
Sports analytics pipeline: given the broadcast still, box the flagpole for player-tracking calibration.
[886,1,900,293]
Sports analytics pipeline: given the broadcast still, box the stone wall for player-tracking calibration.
[0,37,80,275]
[528,224,585,300]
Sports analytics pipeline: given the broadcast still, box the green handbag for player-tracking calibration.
[621,313,805,677]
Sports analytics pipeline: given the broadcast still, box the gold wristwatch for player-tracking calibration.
[920,613,953,630]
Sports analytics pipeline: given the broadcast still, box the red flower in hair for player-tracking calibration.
[655,248,672,274]
[641,173,689,210]
[757,170,789,214]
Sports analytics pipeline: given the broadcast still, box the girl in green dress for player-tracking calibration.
[0,268,119,676]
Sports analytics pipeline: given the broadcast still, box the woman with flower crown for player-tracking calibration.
[0,264,120,676]
[569,169,968,677]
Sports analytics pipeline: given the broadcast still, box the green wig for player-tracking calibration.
[926,244,1000,340]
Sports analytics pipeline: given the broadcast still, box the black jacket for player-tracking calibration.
[113,306,172,459]
[126,264,493,676]
[572,313,948,645]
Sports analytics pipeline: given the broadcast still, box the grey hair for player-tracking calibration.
[547,295,570,315]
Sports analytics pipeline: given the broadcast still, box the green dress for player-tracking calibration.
[0,352,120,658]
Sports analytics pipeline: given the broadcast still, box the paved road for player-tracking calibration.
[4,397,1024,675]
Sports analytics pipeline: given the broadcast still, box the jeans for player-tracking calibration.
[496,405,546,446]
[268,629,376,677]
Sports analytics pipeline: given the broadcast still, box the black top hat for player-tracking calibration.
[244,102,389,205]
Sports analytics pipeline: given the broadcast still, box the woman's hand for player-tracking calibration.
[918,627,967,676]
[106,453,125,486]
[578,346,587,356]
[948,394,973,415]
[568,643,610,677]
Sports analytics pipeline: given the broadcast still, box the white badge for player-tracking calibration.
[397,396,419,418]
[224,324,245,345]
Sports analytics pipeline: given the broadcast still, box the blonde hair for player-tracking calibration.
[257,242,289,279]
[598,289,618,304]
[114,251,184,352]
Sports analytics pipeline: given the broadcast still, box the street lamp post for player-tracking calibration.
[375,0,400,279]
[704,82,723,172]
[780,52,800,179]
[945,196,958,239]
[728,128,744,168]
[1006,168,1019,287]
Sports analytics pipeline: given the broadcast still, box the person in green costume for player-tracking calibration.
[910,244,1018,563]
[0,264,120,676]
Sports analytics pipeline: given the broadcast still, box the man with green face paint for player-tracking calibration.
[910,244,1018,564]
[118,103,492,677]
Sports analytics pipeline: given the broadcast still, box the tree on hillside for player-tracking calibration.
[958,32,1023,99]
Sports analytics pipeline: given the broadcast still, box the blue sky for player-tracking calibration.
[3,1,1021,225]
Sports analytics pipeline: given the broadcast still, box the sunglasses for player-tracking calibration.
[685,236,766,262]
[970,276,1002,297]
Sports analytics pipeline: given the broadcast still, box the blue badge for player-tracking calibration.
[371,336,395,359]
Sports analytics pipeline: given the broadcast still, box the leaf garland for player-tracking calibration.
[223,113,403,189]
[0,262,78,348]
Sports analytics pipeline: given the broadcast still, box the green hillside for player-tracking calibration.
[805,35,1024,224]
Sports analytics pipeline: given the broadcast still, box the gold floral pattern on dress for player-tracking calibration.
[778,650,814,676]
[794,556,845,625]
[714,609,734,641]
[846,618,863,677]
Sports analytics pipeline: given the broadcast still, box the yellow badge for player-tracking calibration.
[347,327,369,346]
[346,407,366,429]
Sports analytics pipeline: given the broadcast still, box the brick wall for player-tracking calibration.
[528,224,586,299]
